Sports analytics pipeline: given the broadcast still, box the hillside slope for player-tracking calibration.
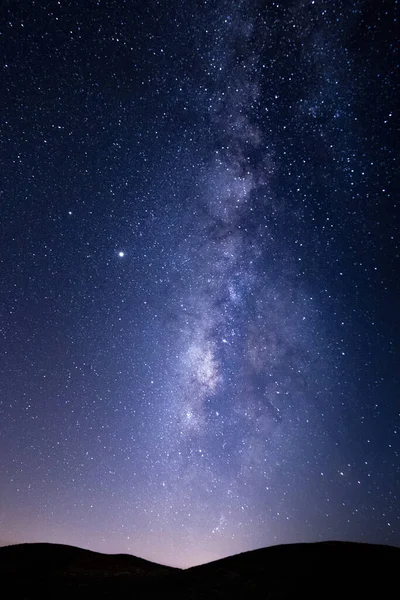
[1,540,398,598]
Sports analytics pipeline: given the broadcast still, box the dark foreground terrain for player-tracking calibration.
[1,540,398,599]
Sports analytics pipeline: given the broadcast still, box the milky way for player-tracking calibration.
[0,0,398,567]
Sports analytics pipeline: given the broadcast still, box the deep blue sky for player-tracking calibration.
[0,0,398,567]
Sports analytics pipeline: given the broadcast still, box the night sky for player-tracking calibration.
[1,0,398,568]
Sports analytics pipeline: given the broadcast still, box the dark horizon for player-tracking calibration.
[1,538,399,571]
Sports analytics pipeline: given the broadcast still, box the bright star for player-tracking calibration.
[118,251,125,257]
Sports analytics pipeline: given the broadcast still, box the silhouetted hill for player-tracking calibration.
[1,540,398,598]
[0,542,178,598]
[0,542,173,576]
[180,540,400,598]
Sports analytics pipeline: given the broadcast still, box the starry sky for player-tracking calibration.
[0,0,398,568]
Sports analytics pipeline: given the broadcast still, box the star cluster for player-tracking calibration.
[0,0,398,568]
